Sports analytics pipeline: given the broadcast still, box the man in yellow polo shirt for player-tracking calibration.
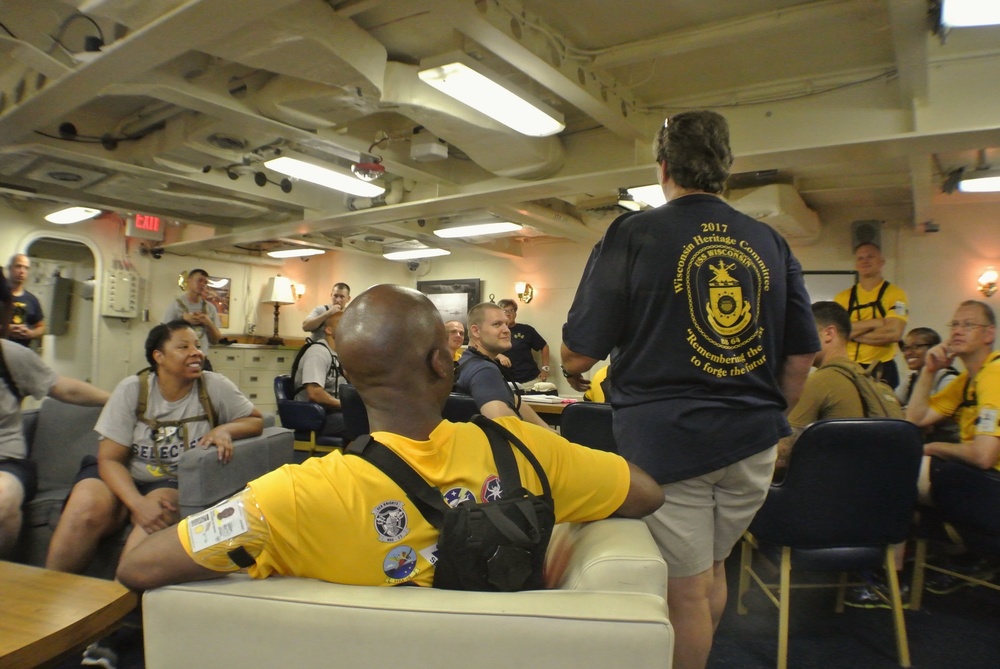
[834,242,908,388]
[116,285,662,591]
[907,300,1000,502]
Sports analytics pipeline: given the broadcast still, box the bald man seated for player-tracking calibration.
[117,284,663,591]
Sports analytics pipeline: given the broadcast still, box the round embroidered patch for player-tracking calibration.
[373,500,409,543]
[481,475,503,502]
[383,545,417,581]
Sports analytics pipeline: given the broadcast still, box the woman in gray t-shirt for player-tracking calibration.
[45,321,263,574]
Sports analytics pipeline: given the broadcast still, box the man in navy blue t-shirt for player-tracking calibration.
[7,254,45,349]
[562,111,819,669]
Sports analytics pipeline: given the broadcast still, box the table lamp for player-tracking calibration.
[262,275,295,345]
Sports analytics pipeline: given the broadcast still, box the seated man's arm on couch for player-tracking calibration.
[118,524,225,591]
[49,375,110,406]
[612,462,663,518]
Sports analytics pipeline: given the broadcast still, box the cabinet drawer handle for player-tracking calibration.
[249,376,259,383]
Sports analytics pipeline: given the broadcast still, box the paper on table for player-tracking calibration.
[521,394,564,403]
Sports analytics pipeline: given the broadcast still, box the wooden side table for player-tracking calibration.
[0,561,138,668]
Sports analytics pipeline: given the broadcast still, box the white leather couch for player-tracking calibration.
[142,518,673,669]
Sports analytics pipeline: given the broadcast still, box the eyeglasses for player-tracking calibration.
[900,343,931,353]
[946,320,991,331]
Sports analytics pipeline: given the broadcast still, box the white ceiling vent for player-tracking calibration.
[23,160,109,189]
[728,184,821,244]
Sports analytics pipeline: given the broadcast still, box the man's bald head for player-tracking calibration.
[338,284,451,395]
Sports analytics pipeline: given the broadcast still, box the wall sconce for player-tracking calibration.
[978,267,998,297]
[294,283,306,300]
[515,281,534,304]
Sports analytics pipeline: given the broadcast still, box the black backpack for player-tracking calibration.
[290,338,341,397]
[346,414,555,592]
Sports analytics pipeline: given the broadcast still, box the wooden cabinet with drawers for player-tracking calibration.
[209,345,297,418]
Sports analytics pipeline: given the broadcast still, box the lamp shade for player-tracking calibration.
[263,276,296,305]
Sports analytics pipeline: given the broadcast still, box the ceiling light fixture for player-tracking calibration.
[266,248,326,259]
[616,189,642,211]
[382,248,451,261]
[941,0,1000,27]
[626,184,666,208]
[957,168,1000,193]
[418,51,565,137]
[44,206,102,224]
[265,153,385,198]
[433,221,522,238]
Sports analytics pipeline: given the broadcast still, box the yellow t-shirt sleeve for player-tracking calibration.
[176,487,273,573]
[882,284,909,321]
[929,372,967,418]
[972,363,1000,438]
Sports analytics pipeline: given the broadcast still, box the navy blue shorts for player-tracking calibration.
[73,455,178,495]
[0,458,38,506]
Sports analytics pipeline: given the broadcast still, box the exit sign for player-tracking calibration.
[126,213,166,241]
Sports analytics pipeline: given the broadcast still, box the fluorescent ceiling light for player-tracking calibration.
[627,184,666,208]
[419,52,565,137]
[266,248,326,258]
[44,206,101,224]
[265,154,385,198]
[942,0,1000,27]
[957,170,1000,193]
[383,248,451,261]
[433,221,522,238]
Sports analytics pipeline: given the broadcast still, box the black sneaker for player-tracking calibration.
[80,640,117,669]
[844,581,910,609]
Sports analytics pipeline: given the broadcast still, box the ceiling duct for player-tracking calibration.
[727,184,821,244]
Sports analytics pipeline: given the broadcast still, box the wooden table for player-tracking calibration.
[523,398,577,427]
[0,561,138,669]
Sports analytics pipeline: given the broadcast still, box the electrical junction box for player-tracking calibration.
[100,269,141,318]
[410,132,449,162]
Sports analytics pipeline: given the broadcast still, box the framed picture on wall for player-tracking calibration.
[417,279,482,326]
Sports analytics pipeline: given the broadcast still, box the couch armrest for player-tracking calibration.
[143,575,672,669]
[548,518,667,597]
[177,426,294,516]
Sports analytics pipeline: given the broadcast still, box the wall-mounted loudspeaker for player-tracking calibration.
[851,219,882,251]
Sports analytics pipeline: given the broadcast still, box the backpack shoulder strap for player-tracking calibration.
[290,340,323,396]
[175,297,189,314]
[472,415,551,499]
[136,368,152,424]
[823,362,874,417]
[0,343,23,403]
[346,435,449,528]
[873,281,890,317]
[198,375,218,427]
[847,284,859,315]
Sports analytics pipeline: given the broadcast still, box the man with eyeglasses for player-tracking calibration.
[834,242,908,389]
[907,301,1000,500]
